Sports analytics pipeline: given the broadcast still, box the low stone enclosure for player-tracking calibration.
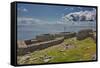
[17,37,64,55]
[76,29,93,40]
[17,29,96,55]
[76,29,96,42]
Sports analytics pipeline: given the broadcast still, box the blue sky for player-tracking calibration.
[17,3,96,24]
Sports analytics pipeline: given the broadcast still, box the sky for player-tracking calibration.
[17,3,96,24]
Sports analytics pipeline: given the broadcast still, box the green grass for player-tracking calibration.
[17,37,96,64]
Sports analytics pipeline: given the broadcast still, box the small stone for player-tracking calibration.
[59,50,65,52]
[33,57,38,60]
[43,58,51,63]
[43,56,53,63]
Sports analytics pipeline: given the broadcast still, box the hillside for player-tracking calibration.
[17,37,96,65]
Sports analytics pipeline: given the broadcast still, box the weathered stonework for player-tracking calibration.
[17,29,96,55]
[76,29,93,40]
[17,37,64,55]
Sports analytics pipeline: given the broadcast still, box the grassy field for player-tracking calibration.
[17,37,96,65]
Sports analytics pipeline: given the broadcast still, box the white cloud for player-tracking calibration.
[17,17,41,25]
[17,17,56,25]
[64,7,74,11]
[18,8,28,12]
[62,9,96,22]
[64,8,68,10]
[23,8,28,12]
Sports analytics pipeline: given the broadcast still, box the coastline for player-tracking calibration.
[17,29,96,56]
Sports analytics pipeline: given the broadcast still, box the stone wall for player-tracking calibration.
[17,29,95,55]
[17,37,64,55]
[53,32,76,39]
[25,39,39,45]
[17,32,76,55]
[76,29,93,40]
[64,32,76,39]
[36,34,55,42]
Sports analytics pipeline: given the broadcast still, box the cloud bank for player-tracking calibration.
[62,9,96,22]
[17,17,54,25]
[17,17,41,25]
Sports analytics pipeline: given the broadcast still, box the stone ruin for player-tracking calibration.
[36,34,55,42]
[76,29,94,40]
[17,29,96,55]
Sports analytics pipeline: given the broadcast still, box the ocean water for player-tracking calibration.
[17,21,96,40]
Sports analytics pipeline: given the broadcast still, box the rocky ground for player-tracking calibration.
[17,36,96,65]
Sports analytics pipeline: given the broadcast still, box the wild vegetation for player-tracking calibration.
[17,36,96,65]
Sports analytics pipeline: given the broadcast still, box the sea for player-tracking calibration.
[17,21,96,40]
